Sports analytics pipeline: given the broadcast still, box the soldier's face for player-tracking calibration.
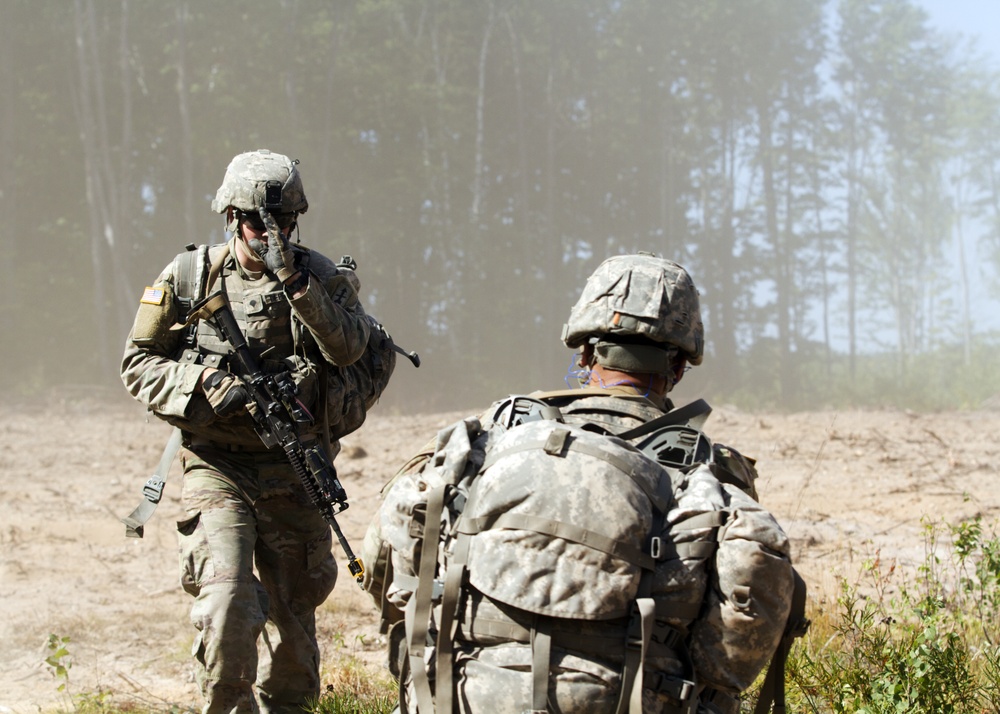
[238,216,293,244]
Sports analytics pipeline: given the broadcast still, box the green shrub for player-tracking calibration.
[777,518,1000,713]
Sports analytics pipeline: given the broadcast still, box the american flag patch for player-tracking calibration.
[140,286,165,305]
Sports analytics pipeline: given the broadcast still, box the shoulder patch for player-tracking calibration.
[140,286,165,305]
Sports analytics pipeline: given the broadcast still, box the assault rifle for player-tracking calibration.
[188,290,365,582]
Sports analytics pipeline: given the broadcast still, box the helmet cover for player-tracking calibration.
[211,149,308,215]
[562,253,704,366]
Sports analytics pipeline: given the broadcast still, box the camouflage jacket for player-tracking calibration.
[121,240,370,447]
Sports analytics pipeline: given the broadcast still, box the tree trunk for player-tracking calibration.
[0,8,12,278]
[469,0,494,225]
[758,99,793,404]
[952,168,973,367]
[175,3,197,245]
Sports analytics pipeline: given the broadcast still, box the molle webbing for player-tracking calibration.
[191,267,294,362]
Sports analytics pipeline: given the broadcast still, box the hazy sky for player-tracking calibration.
[916,1,1000,333]
[919,0,1000,64]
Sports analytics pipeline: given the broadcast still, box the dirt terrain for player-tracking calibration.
[2,393,1000,713]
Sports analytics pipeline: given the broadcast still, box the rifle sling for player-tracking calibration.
[121,426,183,538]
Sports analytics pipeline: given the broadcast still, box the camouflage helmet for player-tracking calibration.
[562,253,704,370]
[210,149,308,215]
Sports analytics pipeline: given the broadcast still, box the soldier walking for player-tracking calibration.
[122,150,372,714]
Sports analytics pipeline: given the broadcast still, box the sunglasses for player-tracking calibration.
[239,211,297,231]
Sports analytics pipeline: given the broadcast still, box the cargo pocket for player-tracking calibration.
[301,531,338,607]
[177,512,214,597]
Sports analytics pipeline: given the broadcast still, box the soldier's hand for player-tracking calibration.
[201,370,250,417]
[259,208,297,282]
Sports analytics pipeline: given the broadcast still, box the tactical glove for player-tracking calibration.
[202,370,250,417]
[259,208,298,282]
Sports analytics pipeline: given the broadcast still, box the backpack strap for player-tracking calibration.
[615,399,712,441]
[405,483,449,714]
[433,527,472,714]
[290,248,314,353]
[529,618,553,713]
[615,469,698,714]
[203,239,235,298]
[173,243,210,307]
[752,570,810,714]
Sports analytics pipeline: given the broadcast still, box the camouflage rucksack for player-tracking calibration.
[368,394,802,714]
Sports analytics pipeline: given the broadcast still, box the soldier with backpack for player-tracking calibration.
[121,149,396,714]
[363,253,804,713]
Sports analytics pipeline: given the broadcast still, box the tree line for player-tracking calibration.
[3,0,999,412]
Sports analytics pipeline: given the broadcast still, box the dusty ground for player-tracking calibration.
[3,393,1000,713]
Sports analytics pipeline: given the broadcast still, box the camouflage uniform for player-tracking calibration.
[363,254,794,713]
[367,386,781,714]
[122,152,370,714]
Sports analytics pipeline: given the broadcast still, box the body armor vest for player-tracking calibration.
[194,267,297,366]
[171,245,322,445]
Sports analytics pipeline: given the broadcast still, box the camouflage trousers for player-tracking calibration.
[177,444,338,714]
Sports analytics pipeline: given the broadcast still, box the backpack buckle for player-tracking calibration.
[644,672,696,705]
[142,475,165,504]
[649,536,663,560]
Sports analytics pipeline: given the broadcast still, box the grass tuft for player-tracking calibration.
[309,651,397,714]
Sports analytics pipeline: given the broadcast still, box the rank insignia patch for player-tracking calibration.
[140,286,165,305]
